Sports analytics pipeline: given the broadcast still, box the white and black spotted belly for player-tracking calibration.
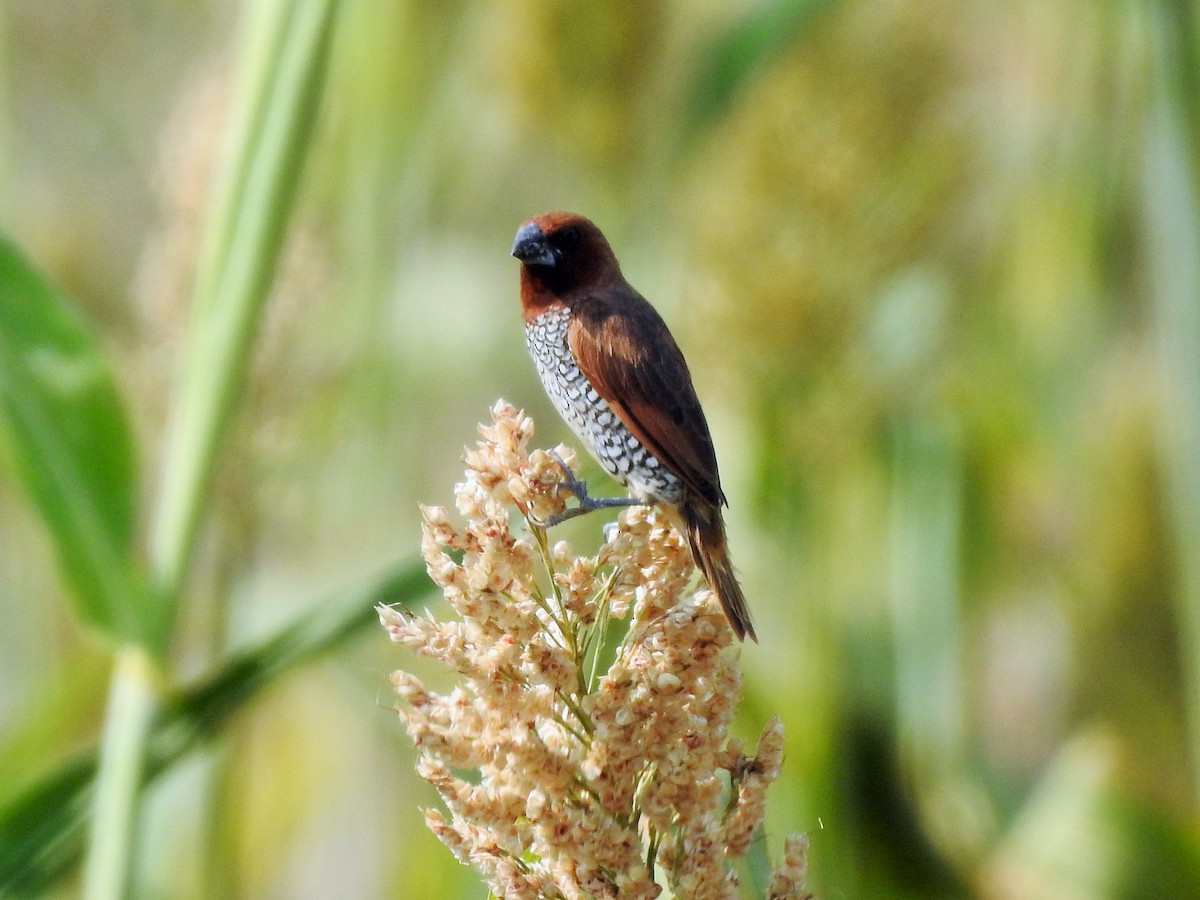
[526,306,684,505]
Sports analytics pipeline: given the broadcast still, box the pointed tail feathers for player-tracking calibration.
[682,499,757,642]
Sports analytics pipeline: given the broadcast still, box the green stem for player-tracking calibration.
[149,0,340,643]
[82,648,160,900]
[557,687,595,735]
[585,568,620,692]
[528,522,573,637]
[549,706,592,747]
[645,824,660,882]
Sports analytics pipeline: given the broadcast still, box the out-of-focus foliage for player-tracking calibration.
[1,0,1198,897]
[0,237,141,641]
[0,560,428,896]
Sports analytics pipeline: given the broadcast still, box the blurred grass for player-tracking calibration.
[0,560,429,896]
[151,0,340,642]
[0,237,140,640]
[1143,0,1200,800]
[87,2,340,897]
[684,0,833,140]
[0,0,1198,897]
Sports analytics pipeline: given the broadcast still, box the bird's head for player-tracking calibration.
[511,212,621,295]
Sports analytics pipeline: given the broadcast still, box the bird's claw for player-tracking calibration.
[548,450,590,501]
[530,450,645,529]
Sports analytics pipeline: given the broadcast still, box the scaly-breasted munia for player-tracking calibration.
[511,211,756,642]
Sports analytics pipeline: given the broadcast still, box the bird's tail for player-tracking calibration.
[682,498,757,642]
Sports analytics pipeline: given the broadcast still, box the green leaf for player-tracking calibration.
[0,757,95,898]
[684,0,835,140]
[0,237,142,641]
[0,559,430,896]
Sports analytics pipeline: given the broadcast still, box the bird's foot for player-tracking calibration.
[533,450,646,528]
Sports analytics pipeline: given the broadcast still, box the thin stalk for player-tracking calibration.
[150,0,339,639]
[586,568,620,692]
[645,825,661,882]
[549,707,592,748]
[556,687,595,735]
[527,523,573,641]
[81,649,159,900]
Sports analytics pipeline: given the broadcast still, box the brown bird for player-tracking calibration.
[511,211,756,642]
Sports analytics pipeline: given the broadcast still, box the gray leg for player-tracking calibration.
[539,451,646,527]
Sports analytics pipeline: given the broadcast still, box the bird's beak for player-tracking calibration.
[511,221,557,268]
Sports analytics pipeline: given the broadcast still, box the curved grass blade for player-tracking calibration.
[0,237,142,642]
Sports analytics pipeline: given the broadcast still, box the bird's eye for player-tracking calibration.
[557,226,580,250]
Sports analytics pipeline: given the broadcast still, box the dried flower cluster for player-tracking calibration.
[380,401,811,899]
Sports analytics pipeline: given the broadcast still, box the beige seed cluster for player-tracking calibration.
[380,400,812,899]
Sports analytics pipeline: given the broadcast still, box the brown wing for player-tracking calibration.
[568,284,727,508]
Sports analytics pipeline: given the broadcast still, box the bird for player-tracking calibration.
[511,211,756,642]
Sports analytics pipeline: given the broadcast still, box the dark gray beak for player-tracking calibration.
[511,221,557,268]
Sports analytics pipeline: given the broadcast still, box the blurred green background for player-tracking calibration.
[2,0,1200,897]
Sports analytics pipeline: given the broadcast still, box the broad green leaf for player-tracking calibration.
[0,237,142,641]
[0,559,430,896]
